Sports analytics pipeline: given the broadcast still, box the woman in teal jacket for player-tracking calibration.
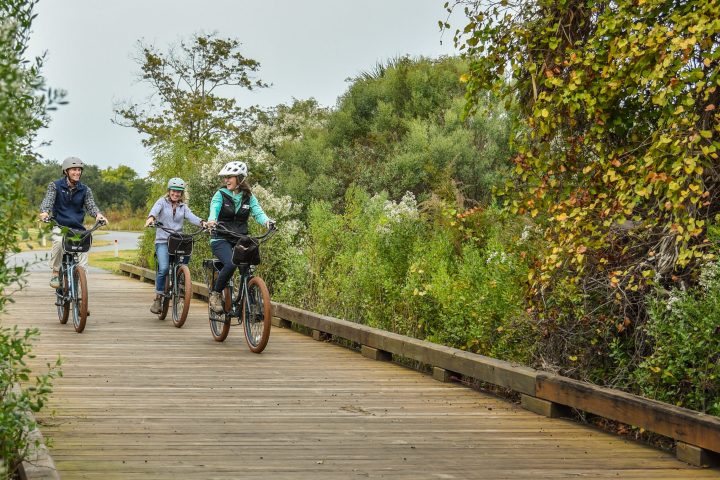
[205,161,273,313]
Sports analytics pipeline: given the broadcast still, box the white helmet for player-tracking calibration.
[167,177,186,191]
[62,156,84,173]
[218,161,247,178]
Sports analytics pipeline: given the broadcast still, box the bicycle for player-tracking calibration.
[46,218,106,333]
[148,222,207,328]
[203,223,277,353]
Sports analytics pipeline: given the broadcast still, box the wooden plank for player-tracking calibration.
[273,303,539,395]
[4,269,718,479]
[536,373,720,454]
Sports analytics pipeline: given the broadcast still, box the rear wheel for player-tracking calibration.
[243,276,271,353]
[172,265,192,328]
[208,270,232,342]
[71,266,88,333]
[56,270,69,324]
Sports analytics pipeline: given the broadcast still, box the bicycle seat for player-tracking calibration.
[203,259,224,271]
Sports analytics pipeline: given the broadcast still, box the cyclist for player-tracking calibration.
[205,161,273,313]
[144,177,207,314]
[39,157,108,289]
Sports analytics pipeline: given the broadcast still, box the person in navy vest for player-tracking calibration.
[205,161,274,314]
[39,157,108,288]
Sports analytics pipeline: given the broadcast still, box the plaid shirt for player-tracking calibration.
[39,179,101,218]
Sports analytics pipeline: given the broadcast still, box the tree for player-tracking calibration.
[0,1,62,478]
[113,32,267,152]
[449,0,720,374]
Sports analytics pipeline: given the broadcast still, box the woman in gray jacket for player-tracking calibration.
[144,178,206,314]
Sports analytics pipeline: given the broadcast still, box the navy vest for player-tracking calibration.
[52,178,87,230]
[212,191,250,241]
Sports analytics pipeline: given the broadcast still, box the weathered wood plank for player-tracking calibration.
[4,269,716,479]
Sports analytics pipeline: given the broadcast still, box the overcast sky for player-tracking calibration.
[29,0,462,177]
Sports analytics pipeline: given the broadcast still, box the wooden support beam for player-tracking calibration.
[432,366,457,383]
[536,374,720,454]
[676,441,719,467]
[361,345,392,361]
[312,330,330,341]
[272,316,292,329]
[521,394,567,418]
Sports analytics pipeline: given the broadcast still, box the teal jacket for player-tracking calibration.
[208,188,269,243]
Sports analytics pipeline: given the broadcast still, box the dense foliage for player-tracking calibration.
[126,15,719,416]
[1,0,62,477]
[24,160,150,212]
[449,0,719,406]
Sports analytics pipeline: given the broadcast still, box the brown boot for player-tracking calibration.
[150,295,162,314]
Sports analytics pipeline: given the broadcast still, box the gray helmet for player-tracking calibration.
[61,156,84,173]
[167,177,186,191]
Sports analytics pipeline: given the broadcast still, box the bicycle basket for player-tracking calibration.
[168,234,194,256]
[63,230,92,253]
[232,237,260,266]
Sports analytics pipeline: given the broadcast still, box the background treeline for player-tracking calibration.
[25,160,150,213]
[120,0,718,420]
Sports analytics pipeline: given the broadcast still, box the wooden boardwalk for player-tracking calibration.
[2,270,718,479]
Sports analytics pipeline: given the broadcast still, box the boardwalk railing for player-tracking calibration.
[119,262,720,467]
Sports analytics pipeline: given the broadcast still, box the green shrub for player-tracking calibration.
[0,327,62,479]
[634,263,720,415]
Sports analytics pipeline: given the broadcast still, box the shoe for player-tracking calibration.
[209,291,224,313]
[50,276,60,289]
[150,296,162,314]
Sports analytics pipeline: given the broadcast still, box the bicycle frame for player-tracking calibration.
[204,222,276,352]
[48,218,105,333]
[150,222,206,326]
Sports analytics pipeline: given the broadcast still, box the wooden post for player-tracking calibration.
[521,394,567,418]
[361,345,391,362]
[676,441,719,467]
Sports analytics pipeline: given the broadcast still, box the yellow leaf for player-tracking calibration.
[459,73,469,83]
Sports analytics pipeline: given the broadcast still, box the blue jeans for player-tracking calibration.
[211,239,237,293]
[155,242,189,295]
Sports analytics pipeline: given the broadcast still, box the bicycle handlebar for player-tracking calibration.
[148,221,208,238]
[42,217,107,238]
[210,222,277,243]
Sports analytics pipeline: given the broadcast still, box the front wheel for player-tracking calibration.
[243,276,271,353]
[56,270,69,324]
[71,265,88,333]
[158,265,170,320]
[172,265,192,328]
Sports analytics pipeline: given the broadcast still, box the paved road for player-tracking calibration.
[7,231,141,273]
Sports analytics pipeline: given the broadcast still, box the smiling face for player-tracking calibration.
[223,175,239,191]
[65,167,82,184]
[168,189,183,203]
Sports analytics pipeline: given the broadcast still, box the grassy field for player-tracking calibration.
[88,249,139,273]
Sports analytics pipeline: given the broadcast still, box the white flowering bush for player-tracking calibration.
[634,261,720,415]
